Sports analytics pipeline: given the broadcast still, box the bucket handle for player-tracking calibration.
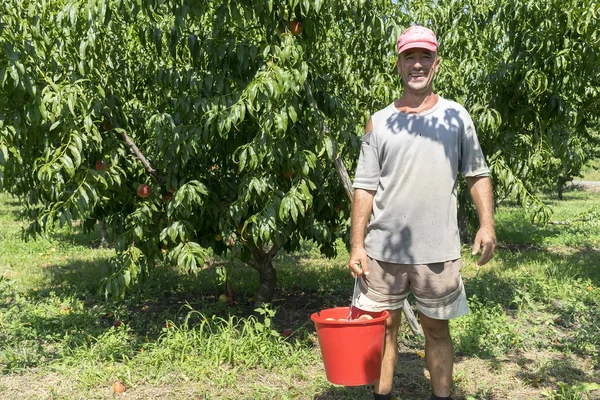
[346,276,359,320]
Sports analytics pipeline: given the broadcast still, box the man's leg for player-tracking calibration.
[419,313,453,397]
[374,308,403,395]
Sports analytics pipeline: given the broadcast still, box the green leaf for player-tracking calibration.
[188,34,198,62]
[0,144,8,164]
[0,67,7,89]
[61,155,75,176]
[67,94,76,117]
[279,197,290,220]
[314,0,323,13]
[123,269,131,286]
[287,105,297,123]
[323,136,333,159]
[302,0,310,14]
[68,145,81,167]
[238,148,247,172]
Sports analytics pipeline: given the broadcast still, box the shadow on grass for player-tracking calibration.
[515,352,592,385]
[50,229,106,249]
[466,247,600,308]
[0,198,24,209]
[16,224,356,343]
[495,190,600,250]
[495,215,563,248]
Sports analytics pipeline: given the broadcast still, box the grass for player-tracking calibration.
[579,159,600,181]
[0,189,599,399]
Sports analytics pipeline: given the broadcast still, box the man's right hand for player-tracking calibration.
[348,247,369,278]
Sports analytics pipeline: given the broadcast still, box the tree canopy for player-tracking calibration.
[1,0,599,304]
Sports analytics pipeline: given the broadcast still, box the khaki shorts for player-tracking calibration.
[352,257,468,320]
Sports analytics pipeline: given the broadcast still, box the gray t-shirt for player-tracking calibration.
[352,97,489,264]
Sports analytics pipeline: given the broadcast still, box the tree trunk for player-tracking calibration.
[98,218,110,248]
[246,246,279,309]
[557,177,566,200]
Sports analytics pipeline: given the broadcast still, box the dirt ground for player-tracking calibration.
[0,348,598,400]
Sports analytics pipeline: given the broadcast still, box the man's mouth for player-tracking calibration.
[410,71,427,78]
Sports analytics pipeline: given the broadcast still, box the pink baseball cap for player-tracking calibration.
[397,26,438,54]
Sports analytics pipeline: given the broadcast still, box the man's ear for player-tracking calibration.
[433,56,440,73]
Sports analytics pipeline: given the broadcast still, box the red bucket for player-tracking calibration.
[310,307,389,386]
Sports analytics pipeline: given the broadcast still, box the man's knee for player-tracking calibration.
[420,314,450,341]
[385,309,403,331]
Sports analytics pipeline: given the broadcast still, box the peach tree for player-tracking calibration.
[2,0,599,305]
[0,0,404,306]
[431,0,600,210]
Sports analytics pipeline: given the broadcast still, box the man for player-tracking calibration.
[348,25,496,400]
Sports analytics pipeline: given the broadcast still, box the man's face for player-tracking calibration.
[397,49,440,95]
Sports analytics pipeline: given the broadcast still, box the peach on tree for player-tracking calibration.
[137,184,151,198]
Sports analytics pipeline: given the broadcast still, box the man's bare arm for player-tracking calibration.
[348,188,376,276]
[348,117,376,277]
[466,176,496,265]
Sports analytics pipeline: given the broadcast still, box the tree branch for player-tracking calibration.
[304,82,353,201]
[102,110,163,182]
[267,243,282,261]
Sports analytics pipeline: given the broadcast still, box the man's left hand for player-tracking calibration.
[471,226,496,265]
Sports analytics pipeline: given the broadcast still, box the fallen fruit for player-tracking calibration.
[112,380,125,393]
[218,294,229,302]
[587,286,594,291]
[113,320,122,328]
[283,329,293,337]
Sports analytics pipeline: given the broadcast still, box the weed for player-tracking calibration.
[542,382,600,400]
[452,296,523,357]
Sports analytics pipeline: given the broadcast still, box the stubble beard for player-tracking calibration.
[405,70,434,95]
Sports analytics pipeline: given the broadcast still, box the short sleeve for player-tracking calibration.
[352,132,381,190]
[460,114,490,177]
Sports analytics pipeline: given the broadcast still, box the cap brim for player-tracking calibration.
[398,42,438,54]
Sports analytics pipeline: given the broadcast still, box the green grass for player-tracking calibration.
[580,159,600,181]
[1,190,600,399]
